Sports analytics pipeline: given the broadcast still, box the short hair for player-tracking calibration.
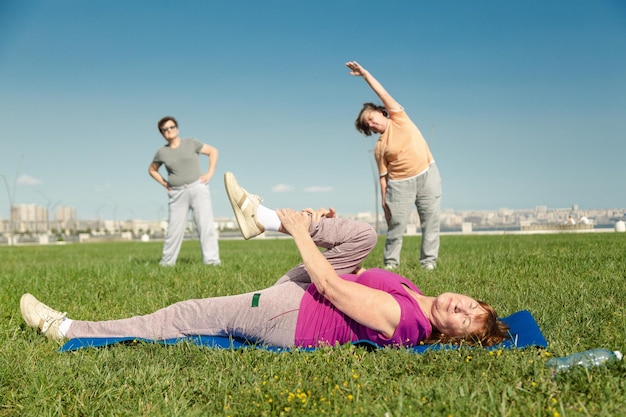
[424,301,511,347]
[157,116,178,132]
[354,102,388,136]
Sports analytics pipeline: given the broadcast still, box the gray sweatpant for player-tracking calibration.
[67,217,377,347]
[385,162,441,268]
[160,180,220,266]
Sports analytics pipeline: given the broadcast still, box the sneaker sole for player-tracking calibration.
[224,172,255,240]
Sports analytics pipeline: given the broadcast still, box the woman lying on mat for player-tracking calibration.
[20,172,509,348]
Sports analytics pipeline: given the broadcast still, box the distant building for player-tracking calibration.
[11,204,48,233]
[55,205,77,233]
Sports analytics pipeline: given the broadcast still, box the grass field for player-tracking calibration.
[1,233,625,416]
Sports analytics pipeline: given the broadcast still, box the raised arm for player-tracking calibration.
[346,61,402,112]
[276,208,400,338]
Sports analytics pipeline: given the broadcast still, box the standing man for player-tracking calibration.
[346,61,441,270]
[148,116,221,266]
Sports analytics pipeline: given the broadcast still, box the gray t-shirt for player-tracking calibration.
[152,138,204,186]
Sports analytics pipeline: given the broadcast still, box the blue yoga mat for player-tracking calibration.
[58,309,547,353]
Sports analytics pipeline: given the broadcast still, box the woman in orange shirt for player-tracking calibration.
[347,61,441,270]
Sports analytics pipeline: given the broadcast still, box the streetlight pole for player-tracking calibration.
[1,156,23,245]
[367,148,380,235]
[106,196,118,234]
[96,203,107,234]
[38,191,50,233]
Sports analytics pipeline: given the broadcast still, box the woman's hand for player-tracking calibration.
[302,207,336,222]
[383,204,391,225]
[346,61,367,77]
[276,208,312,237]
[199,172,213,184]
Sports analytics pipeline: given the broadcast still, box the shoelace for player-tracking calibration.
[38,305,67,333]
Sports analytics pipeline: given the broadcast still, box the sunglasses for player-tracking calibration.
[160,125,177,133]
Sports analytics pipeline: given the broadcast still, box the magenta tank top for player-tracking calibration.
[294,268,432,348]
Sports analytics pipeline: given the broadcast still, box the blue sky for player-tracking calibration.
[1,0,625,222]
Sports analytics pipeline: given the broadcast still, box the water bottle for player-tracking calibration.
[546,348,623,373]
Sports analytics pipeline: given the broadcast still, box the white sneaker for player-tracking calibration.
[20,293,66,340]
[224,172,265,240]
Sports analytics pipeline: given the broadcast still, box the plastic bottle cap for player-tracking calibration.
[614,351,623,361]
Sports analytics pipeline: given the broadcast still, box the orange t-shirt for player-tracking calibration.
[374,110,433,180]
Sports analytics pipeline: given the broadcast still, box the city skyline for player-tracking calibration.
[1,1,625,221]
[0,175,626,221]
[5,200,625,226]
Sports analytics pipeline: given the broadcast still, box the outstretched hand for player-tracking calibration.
[346,61,367,77]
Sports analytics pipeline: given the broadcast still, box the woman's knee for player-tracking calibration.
[357,222,378,251]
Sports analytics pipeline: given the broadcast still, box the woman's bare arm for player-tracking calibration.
[277,208,400,338]
[346,61,402,112]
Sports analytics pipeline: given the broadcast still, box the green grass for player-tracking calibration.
[1,233,625,416]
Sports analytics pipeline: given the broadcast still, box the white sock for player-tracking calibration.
[256,204,281,232]
[58,318,72,337]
